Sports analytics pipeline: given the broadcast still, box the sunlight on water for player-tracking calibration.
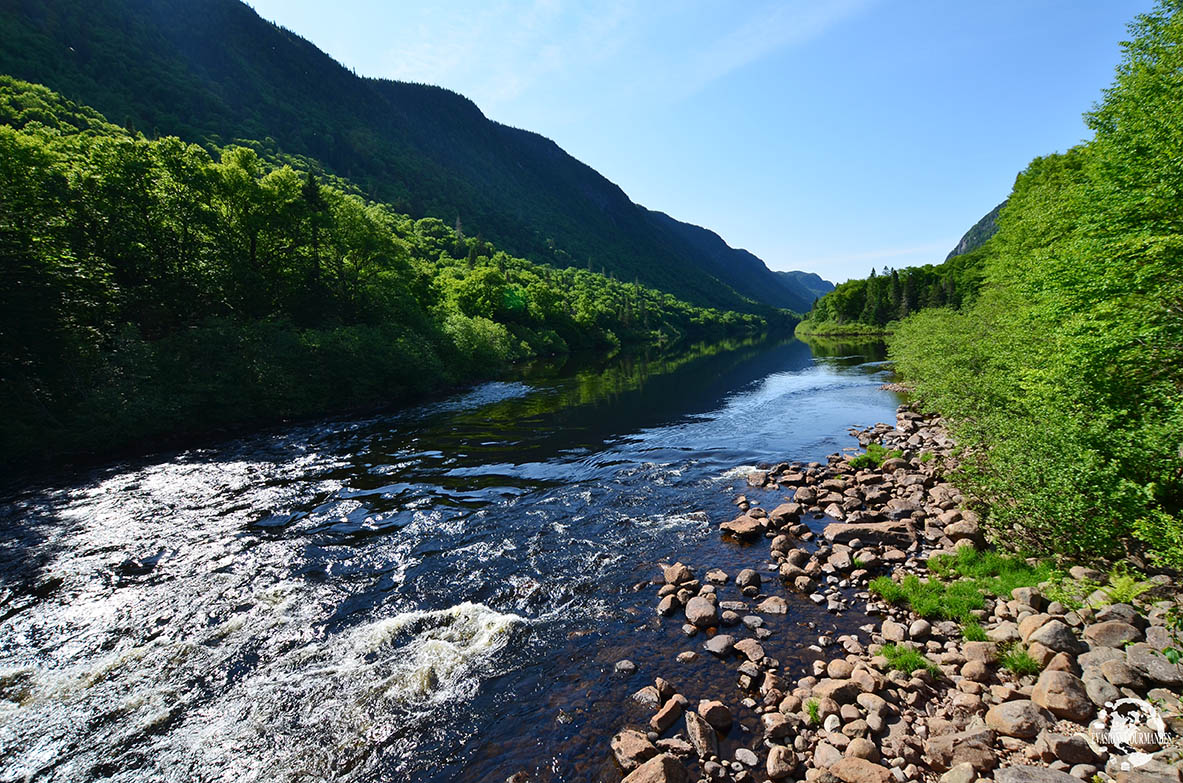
[0,338,898,782]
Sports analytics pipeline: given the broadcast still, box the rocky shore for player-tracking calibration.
[605,406,1182,783]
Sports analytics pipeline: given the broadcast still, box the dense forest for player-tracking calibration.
[797,247,986,333]
[823,4,1183,567]
[0,77,789,467]
[0,0,819,313]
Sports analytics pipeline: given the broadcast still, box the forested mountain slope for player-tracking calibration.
[0,77,785,467]
[0,0,815,313]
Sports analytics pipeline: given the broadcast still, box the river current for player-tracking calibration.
[0,338,897,783]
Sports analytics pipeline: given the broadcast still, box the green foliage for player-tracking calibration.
[962,620,988,642]
[0,0,815,313]
[927,548,1053,599]
[800,245,988,333]
[869,574,985,623]
[806,699,820,725]
[1000,645,1043,677]
[0,77,778,467]
[1103,566,1153,605]
[880,643,939,676]
[851,556,867,570]
[849,442,903,470]
[887,2,1183,567]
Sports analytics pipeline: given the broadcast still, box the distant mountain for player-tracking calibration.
[0,0,816,313]
[646,211,817,313]
[775,271,835,303]
[946,201,1005,260]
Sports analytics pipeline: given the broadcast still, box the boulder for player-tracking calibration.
[823,521,916,548]
[926,726,997,772]
[612,729,658,771]
[621,753,689,783]
[767,745,797,780]
[1034,730,1097,765]
[994,765,1080,783]
[941,762,977,783]
[829,757,893,783]
[720,514,766,539]
[734,638,765,663]
[697,699,733,730]
[703,634,734,657]
[736,568,761,590]
[662,562,693,585]
[1083,621,1142,648]
[758,596,788,614]
[1027,620,1083,655]
[985,699,1054,738]
[684,710,717,758]
[650,698,684,733]
[685,596,718,628]
[1126,643,1183,686]
[1031,670,1094,724]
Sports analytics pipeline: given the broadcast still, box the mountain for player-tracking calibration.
[945,201,1005,260]
[0,0,817,313]
[775,271,835,303]
[646,210,818,313]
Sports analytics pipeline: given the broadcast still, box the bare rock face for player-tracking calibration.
[1031,670,1094,724]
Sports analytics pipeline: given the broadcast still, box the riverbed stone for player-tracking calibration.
[829,757,893,783]
[823,521,916,548]
[721,514,766,539]
[994,765,1080,783]
[734,638,765,663]
[767,745,797,780]
[1027,620,1083,655]
[926,726,997,772]
[758,595,788,614]
[684,710,717,758]
[621,753,689,783]
[703,634,734,657]
[985,699,1054,738]
[698,699,733,730]
[1083,621,1142,649]
[1031,671,1094,724]
[685,596,718,628]
[650,698,684,733]
[612,729,659,771]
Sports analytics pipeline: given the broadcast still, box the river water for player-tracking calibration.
[0,338,897,783]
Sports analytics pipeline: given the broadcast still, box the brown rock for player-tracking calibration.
[829,757,893,783]
[650,698,684,733]
[1083,621,1142,648]
[1031,671,1094,724]
[621,753,689,783]
[985,699,1054,738]
[612,729,658,771]
[697,699,732,730]
[683,710,717,758]
[926,726,998,772]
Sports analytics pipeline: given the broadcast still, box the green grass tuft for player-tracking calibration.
[881,643,940,676]
[962,620,988,642]
[806,698,820,725]
[1000,645,1042,677]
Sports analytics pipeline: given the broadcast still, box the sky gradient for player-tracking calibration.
[245,0,1153,283]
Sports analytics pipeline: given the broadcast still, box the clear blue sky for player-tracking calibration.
[246,0,1151,283]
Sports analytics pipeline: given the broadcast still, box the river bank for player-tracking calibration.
[608,406,1183,783]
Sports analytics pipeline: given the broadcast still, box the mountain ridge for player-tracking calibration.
[0,0,821,313]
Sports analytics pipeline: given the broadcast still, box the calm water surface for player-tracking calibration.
[0,338,897,783]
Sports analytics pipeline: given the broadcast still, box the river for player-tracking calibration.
[0,337,898,783]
